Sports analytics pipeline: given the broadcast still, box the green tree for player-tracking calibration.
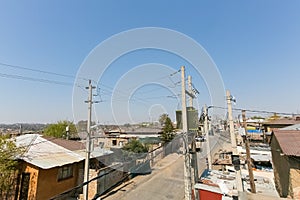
[0,135,22,198]
[44,120,77,138]
[122,139,149,154]
[160,116,175,143]
[159,113,169,126]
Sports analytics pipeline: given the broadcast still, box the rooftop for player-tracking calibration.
[16,134,84,169]
[273,130,300,156]
[42,136,85,151]
[15,134,113,169]
[263,118,300,125]
[280,123,300,130]
[196,169,279,199]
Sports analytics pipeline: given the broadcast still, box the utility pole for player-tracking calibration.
[242,110,256,193]
[188,75,193,107]
[83,80,96,200]
[226,90,237,153]
[188,75,199,200]
[226,90,243,193]
[204,104,212,169]
[181,66,192,200]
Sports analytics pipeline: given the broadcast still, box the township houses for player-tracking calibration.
[95,126,162,149]
[270,129,300,199]
[14,134,113,200]
[263,117,300,132]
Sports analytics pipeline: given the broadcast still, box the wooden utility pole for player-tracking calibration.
[181,66,192,200]
[242,110,256,193]
[226,90,243,193]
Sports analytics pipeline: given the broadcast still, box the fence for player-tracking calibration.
[50,136,182,200]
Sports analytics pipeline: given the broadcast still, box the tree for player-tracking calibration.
[122,139,149,154]
[0,135,22,198]
[160,116,175,143]
[44,121,77,138]
[159,113,169,126]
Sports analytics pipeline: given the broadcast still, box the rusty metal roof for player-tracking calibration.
[264,118,300,125]
[42,136,86,151]
[273,130,300,157]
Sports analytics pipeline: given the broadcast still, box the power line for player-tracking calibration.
[0,62,88,81]
[210,106,296,116]
[0,72,89,91]
[0,72,73,86]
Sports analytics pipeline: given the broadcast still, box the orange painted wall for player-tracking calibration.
[19,161,81,200]
[22,163,40,200]
[36,163,80,200]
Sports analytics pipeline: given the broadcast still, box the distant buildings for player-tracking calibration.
[263,117,300,132]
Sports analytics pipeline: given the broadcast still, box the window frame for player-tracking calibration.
[57,164,73,181]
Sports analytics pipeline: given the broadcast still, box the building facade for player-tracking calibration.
[270,130,300,199]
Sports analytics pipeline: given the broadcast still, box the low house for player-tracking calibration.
[15,134,85,200]
[263,118,300,132]
[270,130,300,199]
[14,134,113,200]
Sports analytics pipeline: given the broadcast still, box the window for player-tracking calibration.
[58,165,73,181]
[20,172,30,200]
[112,139,117,146]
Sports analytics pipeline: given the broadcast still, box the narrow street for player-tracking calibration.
[101,131,231,200]
[101,154,185,200]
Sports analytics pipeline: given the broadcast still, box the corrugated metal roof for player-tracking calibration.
[42,136,86,151]
[75,147,113,158]
[264,118,300,125]
[251,154,271,162]
[273,130,300,156]
[16,134,114,169]
[280,123,300,131]
[16,134,84,169]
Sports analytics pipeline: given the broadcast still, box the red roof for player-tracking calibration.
[42,136,85,151]
[273,130,300,156]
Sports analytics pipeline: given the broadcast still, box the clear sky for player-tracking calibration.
[1,1,300,124]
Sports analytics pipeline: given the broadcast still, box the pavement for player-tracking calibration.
[100,153,184,200]
[100,132,228,200]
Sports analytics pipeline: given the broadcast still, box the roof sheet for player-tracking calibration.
[42,136,85,151]
[273,130,300,156]
[16,134,84,169]
[16,134,114,169]
[75,147,113,158]
[251,154,271,162]
[280,123,300,131]
[264,118,300,125]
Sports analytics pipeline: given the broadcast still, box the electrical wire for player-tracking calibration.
[210,106,296,116]
[0,62,88,81]
[0,72,73,86]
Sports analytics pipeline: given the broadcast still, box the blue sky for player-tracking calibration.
[1,1,300,124]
